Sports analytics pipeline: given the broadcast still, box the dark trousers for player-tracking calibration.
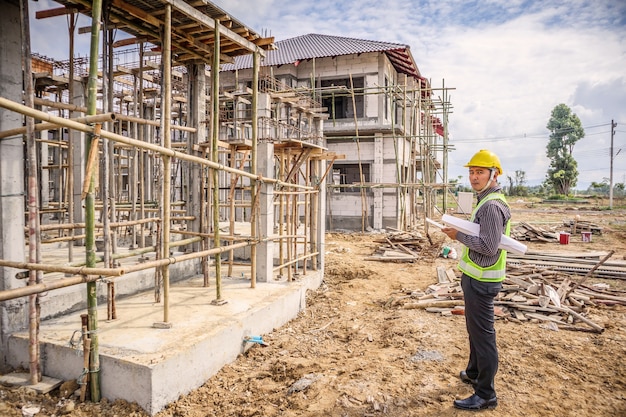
[461,273,502,399]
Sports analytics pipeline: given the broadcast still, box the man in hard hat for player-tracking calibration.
[442,149,511,411]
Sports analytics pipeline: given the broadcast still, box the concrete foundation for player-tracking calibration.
[7,266,323,415]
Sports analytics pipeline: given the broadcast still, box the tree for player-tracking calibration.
[545,104,585,195]
[506,170,528,196]
[588,180,609,195]
[588,179,626,197]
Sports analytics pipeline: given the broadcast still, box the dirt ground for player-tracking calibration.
[2,202,626,417]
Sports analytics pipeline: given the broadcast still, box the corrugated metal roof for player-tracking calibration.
[48,0,274,63]
[223,33,422,80]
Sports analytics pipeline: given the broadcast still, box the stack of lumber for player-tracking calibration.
[510,222,559,242]
[508,251,626,280]
[565,219,602,235]
[509,217,602,241]
[392,260,626,333]
[366,230,437,262]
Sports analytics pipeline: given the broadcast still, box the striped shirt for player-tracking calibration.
[456,185,511,268]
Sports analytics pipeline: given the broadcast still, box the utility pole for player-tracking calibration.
[609,120,617,209]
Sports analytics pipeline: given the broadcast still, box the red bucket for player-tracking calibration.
[581,231,592,242]
[559,232,570,245]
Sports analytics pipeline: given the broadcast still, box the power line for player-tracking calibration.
[452,122,615,143]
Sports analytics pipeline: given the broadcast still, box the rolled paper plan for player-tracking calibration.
[425,215,528,255]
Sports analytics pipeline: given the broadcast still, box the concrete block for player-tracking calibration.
[8,272,323,415]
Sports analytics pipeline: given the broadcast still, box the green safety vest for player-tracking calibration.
[458,193,510,282]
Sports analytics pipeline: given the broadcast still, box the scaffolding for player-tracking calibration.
[0,0,330,401]
[0,0,455,402]
[317,78,455,231]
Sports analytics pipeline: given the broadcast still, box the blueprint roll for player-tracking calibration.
[426,215,528,255]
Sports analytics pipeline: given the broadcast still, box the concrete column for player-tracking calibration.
[187,62,206,253]
[256,140,274,282]
[70,80,86,240]
[0,0,27,371]
[256,93,274,282]
[373,133,383,230]
[314,118,326,272]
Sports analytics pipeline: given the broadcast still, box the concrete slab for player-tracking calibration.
[0,372,62,394]
[7,270,323,415]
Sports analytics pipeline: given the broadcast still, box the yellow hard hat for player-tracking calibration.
[464,149,503,175]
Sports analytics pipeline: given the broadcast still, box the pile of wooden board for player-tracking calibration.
[390,255,626,333]
[508,250,626,280]
[565,219,603,235]
[510,222,559,242]
[507,218,602,242]
[366,230,438,262]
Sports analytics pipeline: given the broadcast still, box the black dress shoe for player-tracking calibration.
[460,370,478,385]
[453,393,497,410]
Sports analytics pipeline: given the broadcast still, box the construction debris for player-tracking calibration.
[565,219,603,235]
[366,230,438,262]
[510,218,603,242]
[389,254,626,333]
[511,222,560,242]
[508,250,626,280]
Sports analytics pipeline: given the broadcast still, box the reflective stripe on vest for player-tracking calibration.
[458,193,510,282]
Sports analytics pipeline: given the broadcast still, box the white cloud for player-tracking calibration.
[30,0,626,189]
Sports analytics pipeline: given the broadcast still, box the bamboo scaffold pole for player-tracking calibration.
[278,149,285,277]
[102,24,114,321]
[211,18,223,302]
[227,145,237,278]
[409,84,419,229]
[84,0,103,400]
[285,151,293,281]
[289,183,297,280]
[441,79,450,213]
[67,10,78,264]
[0,113,116,139]
[27,97,197,133]
[0,237,255,304]
[161,4,173,324]
[303,160,310,275]
[250,49,259,288]
[0,270,121,303]
[0,97,313,192]
[20,0,42,386]
[390,86,402,230]
[401,79,409,229]
[310,158,319,270]
[349,73,367,232]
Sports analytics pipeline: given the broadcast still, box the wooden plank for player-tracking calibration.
[36,7,79,19]
[436,266,448,284]
[445,268,458,283]
[525,312,564,324]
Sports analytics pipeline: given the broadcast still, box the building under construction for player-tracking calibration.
[0,0,453,414]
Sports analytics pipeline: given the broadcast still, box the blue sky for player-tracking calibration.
[29,0,626,190]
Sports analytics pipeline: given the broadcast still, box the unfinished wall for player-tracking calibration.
[0,0,28,372]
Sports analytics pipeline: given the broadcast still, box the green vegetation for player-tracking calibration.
[587,179,626,197]
[545,104,585,195]
[506,170,528,196]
